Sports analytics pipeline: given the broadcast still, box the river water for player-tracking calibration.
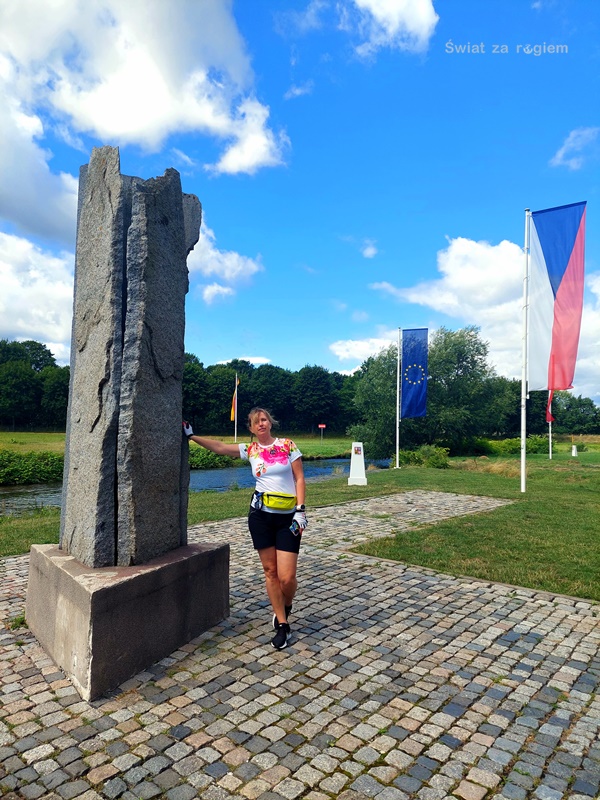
[0,458,380,516]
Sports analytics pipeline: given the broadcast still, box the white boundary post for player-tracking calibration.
[348,442,367,485]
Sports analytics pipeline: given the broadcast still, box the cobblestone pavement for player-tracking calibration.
[1,490,600,800]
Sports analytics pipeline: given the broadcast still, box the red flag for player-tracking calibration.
[545,391,555,423]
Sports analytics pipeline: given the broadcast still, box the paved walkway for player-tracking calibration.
[1,491,600,800]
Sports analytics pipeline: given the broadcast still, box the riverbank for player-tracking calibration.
[2,453,599,601]
[0,458,363,516]
[0,432,354,486]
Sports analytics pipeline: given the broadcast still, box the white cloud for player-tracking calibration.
[550,127,600,170]
[329,331,397,361]
[367,235,600,400]
[284,81,315,100]
[0,232,74,360]
[218,356,271,366]
[370,236,524,377]
[188,221,263,288]
[0,67,78,245]
[348,0,439,56]
[189,220,263,305]
[0,0,285,176]
[332,300,349,311]
[171,148,197,168]
[202,284,235,304]
[361,238,378,258]
[575,272,600,402]
[277,0,438,56]
[277,0,329,35]
[373,237,523,311]
[208,99,289,175]
[352,310,369,322]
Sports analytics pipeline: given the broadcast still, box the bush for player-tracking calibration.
[471,436,553,456]
[397,445,450,469]
[0,445,239,484]
[188,447,237,470]
[0,451,64,485]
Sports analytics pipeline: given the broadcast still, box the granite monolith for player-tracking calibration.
[27,145,229,700]
[60,148,202,567]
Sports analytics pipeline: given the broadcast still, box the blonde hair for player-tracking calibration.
[247,407,278,431]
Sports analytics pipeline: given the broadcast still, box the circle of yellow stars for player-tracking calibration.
[403,363,426,384]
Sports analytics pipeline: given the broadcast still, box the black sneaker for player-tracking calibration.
[272,604,293,630]
[271,622,291,650]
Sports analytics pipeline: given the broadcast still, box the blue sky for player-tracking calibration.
[1,0,599,400]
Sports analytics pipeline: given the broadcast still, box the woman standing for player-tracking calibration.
[183,408,307,650]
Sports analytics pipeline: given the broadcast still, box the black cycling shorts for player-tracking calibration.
[248,507,302,554]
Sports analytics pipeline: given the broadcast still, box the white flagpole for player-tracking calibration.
[234,373,238,443]
[548,391,552,459]
[520,210,530,493]
[395,328,401,468]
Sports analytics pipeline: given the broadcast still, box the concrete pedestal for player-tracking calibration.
[26,542,229,701]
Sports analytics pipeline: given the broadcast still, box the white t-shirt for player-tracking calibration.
[239,438,302,504]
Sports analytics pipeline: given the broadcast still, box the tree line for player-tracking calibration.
[1,330,599,457]
[0,340,70,429]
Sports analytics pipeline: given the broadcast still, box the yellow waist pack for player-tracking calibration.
[255,492,296,511]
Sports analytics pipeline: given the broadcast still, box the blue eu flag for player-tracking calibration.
[401,328,428,418]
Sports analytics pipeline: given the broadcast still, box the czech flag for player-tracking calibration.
[528,202,586,416]
[401,328,428,419]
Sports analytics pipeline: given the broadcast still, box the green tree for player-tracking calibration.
[348,327,512,458]
[347,344,397,459]
[184,352,202,366]
[39,366,70,429]
[293,365,339,433]
[226,359,255,382]
[479,376,519,438]
[182,359,210,428]
[423,326,496,451]
[204,364,239,433]
[20,340,57,371]
[331,370,360,434]
[0,361,42,428]
[248,364,295,430]
[551,392,600,434]
[0,339,29,365]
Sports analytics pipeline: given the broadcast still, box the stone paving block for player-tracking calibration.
[64,759,88,777]
[453,779,488,800]
[274,776,308,799]
[19,785,47,800]
[500,784,527,800]
[533,786,563,800]
[375,788,409,800]
[350,773,384,796]
[166,787,197,800]
[56,779,92,798]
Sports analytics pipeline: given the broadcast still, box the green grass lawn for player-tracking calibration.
[353,455,600,602]
[0,431,351,460]
[1,440,599,602]
[0,432,66,454]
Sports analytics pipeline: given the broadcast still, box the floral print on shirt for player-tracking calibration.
[246,439,299,478]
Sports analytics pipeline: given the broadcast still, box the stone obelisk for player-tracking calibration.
[26,146,229,700]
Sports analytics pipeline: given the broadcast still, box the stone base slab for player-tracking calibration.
[26,542,230,700]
